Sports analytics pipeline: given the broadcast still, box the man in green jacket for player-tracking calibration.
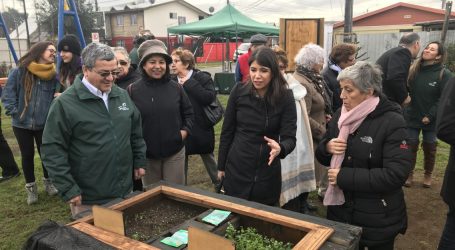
[42,43,146,217]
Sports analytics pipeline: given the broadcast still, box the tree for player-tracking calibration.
[35,0,100,42]
[0,8,27,37]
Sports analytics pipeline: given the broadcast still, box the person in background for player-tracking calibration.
[128,40,193,188]
[113,47,139,90]
[274,47,316,213]
[404,41,452,188]
[316,61,411,250]
[218,47,296,206]
[436,77,455,250]
[1,41,59,204]
[0,98,20,182]
[235,34,267,83]
[323,43,357,113]
[56,34,82,93]
[376,32,420,107]
[170,48,219,187]
[42,43,146,217]
[129,33,155,69]
[293,43,332,201]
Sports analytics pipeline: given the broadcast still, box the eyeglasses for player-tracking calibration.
[119,60,128,66]
[47,49,56,54]
[92,69,121,78]
[172,59,181,64]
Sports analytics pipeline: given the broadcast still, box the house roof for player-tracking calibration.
[104,0,208,16]
[334,2,455,28]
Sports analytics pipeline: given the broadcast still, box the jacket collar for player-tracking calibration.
[73,74,121,100]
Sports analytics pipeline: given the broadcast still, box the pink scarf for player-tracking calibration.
[323,96,380,206]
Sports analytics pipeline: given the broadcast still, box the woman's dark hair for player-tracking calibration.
[408,41,446,83]
[248,47,288,106]
[59,54,81,86]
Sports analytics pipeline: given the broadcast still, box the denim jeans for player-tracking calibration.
[438,205,455,250]
[407,128,437,144]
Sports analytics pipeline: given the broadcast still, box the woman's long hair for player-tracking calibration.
[248,47,288,107]
[18,41,54,118]
[59,54,81,86]
[408,41,446,84]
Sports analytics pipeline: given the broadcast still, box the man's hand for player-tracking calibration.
[134,168,146,180]
[217,171,225,181]
[422,116,430,125]
[68,195,82,206]
[180,130,188,140]
[402,95,411,107]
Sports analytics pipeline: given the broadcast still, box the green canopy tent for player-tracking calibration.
[167,3,279,71]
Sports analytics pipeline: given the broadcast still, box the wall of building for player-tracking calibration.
[109,11,145,38]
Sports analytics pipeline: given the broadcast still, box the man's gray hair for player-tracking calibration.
[337,61,382,96]
[112,46,130,62]
[294,43,325,70]
[81,43,116,69]
[399,32,420,47]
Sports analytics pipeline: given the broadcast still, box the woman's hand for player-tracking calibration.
[180,130,188,140]
[422,116,430,125]
[326,138,347,155]
[264,136,281,166]
[328,168,340,185]
[217,171,225,181]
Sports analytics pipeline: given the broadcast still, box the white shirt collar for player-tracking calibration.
[82,77,111,110]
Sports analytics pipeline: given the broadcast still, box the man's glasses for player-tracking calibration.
[92,69,121,78]
[119,60,128,66]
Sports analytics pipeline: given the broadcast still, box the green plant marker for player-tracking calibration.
[160,237,184,248]
[172,230,188,244]
[202,209,231,225]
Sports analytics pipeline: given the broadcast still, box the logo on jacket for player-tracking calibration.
[400,140,408,149]
[118,103,129,111]
[428,81,437,87]
[360,136,373,144]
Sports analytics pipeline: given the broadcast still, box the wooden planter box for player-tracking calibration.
[69,182,361,250]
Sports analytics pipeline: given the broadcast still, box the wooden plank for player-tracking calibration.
[293,227,334,250]
[188,226,235,250]
[92,205,125,236]
[72,222,158,250]
[161,186,334,250]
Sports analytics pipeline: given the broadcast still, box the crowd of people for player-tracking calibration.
[0,31,454,249]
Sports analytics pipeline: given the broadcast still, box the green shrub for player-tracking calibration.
[446,43,455,72]
[225,223,293,250]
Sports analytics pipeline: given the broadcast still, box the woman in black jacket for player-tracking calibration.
[56,34,82,93]
[128,40,194,188]
[316,61,411,250]
[218,47,297,205]
[171,48,218,186]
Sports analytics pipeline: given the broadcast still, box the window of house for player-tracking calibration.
[131,14,137,25]
[116,40,125,47]
[178,16,186,25]
[399,29,413,32]
[116,15,124,26]
[170,12,177,19]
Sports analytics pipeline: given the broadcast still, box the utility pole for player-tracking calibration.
[20,0,30,49]
[344,0,354,43]
[441,1,452,45]
[34,0,41,41]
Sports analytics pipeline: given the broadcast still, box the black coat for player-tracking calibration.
[218,83,297,205]
[316,96,411,247]
[182,70,216,155]
[376,46,412,105]
[436,77,455,208]
[322,66,342,113]
[129,76,194,159]
[115,67,139,90]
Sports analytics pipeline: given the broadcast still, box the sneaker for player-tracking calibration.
[43,178,58,196]
[25,182,38,205]
[0,172,21,183]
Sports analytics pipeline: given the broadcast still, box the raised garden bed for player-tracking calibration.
[69,182,361,250]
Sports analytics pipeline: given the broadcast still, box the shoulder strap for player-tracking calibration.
[127,83,133,97]
[439,66,445,82]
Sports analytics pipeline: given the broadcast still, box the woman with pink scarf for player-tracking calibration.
[316,61,411,250]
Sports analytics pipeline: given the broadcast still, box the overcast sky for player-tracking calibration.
[0,0,447,23]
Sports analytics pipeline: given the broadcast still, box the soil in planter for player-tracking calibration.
[124,198,207,242]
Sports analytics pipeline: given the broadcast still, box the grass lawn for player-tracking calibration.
[0,94,451,249]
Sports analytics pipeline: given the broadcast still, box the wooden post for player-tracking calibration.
[441,1,452,45]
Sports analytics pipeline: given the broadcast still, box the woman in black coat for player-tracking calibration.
[316,61,411,250]
[218,47,297,205]
[171,48,218,186]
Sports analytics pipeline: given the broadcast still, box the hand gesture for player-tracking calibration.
[264,136,281,166]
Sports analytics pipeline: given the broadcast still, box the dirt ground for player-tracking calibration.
[186,154,448,250]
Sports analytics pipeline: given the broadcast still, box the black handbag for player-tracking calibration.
[203,96,224,126]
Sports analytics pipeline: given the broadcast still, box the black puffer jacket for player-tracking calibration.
[316,96,411,247]
[181,70,216,155]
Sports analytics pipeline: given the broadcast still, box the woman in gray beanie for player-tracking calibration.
[127,39,194,187]
[57,34,82,93]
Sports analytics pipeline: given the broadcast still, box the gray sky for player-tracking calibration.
[1,0,447,23]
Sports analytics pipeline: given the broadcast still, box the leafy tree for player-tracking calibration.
[0,7,27,37]
[446,43,455,72]
[35,0,99,41]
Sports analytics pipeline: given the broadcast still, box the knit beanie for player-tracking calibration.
[58,34,82,56]
[138,39,172,66]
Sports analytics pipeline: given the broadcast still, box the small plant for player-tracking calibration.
[225,223,293,250]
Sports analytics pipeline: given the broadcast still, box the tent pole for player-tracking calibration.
[167,32,170,54]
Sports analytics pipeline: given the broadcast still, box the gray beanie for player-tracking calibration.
[138,39,172,66]
[250,34,267,45]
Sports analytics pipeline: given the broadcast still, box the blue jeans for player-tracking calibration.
[407,128,437,144]
[438,206,455,250]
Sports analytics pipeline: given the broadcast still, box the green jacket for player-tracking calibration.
[405,63,452,130]
[42,76,146,205]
